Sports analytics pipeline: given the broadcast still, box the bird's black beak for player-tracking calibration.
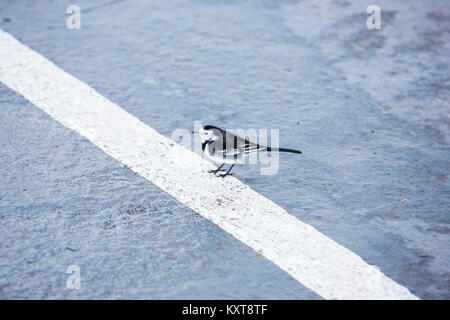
[191,131,195,134]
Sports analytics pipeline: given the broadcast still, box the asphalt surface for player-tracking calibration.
[0,0,449,299]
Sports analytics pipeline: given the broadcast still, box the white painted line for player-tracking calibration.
[0,29,418,300]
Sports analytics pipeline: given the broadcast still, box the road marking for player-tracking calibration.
[0,29,418,299]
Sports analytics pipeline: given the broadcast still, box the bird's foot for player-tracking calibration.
[218,172,234,178]
[208,168,226,174]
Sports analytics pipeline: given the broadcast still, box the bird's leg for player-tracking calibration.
[218,164,235,178]
[208,163,226,174]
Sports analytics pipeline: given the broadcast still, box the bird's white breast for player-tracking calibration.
[204,143,238,164]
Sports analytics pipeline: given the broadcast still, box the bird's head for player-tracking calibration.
[193,125,223,143]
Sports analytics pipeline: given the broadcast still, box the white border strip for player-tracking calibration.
[0,29,418,299]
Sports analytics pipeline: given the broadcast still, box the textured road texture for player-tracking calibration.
[0,0,449,299]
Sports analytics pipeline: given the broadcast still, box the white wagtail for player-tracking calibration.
[193,125,302,177]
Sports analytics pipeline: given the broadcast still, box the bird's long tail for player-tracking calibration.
[266,147,302,154]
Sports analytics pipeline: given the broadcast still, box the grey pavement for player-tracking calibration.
[0,0,449,299]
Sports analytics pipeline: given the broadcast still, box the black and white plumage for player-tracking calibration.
[193,125,302,177]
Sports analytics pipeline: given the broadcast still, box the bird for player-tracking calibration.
[193,125,302,177]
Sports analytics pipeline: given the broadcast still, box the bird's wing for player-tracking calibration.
[243,145,267,154]
[225,131,267,155]
[218,148,240,157]
[207,137,240,157]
